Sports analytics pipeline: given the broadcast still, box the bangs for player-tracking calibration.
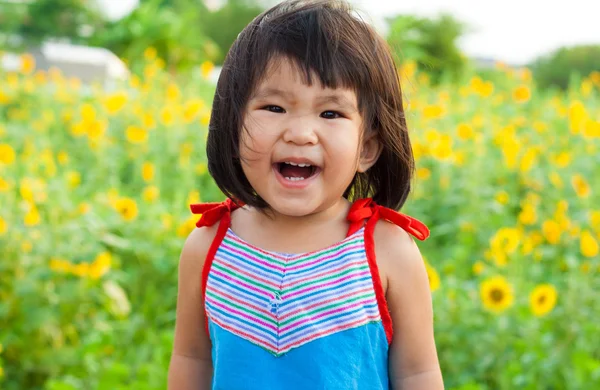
[245,1,373,98]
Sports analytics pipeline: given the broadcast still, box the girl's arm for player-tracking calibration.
[374,222,444,390]
[168,226,217,390]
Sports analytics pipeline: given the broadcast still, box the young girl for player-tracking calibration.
[168,0,444,388]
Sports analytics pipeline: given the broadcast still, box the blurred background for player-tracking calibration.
[0,0,599,389]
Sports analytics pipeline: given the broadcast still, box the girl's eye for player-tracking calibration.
[321,111,342,119]
[263,105,285,113]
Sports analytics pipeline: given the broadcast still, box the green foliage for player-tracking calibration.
[0,0,104,51]
[89,0,219,73]
[200,0,263,64]
[530,45,600,91]
[386,13,470,85]
[2,53,600,389]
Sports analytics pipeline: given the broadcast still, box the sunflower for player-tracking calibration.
[114,197,138,222]
[480,276,514,313]
[580,230,599,258]
[529,284,557,317]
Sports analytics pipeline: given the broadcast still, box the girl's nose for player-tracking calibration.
[282,120,318,145]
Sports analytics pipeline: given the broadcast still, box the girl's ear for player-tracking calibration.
[357,131,382,173]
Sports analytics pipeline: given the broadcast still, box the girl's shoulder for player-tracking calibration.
[179,224,219,279]
[363,202,429,294]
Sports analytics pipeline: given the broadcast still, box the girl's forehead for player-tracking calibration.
[253,58,358,101]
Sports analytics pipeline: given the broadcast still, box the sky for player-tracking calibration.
[96,0,600,66]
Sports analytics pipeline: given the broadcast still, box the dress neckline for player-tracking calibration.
[224,226,366,260]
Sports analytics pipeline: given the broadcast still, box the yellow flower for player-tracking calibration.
[0,143,16,165]
[0,216,7,235]
[512,85,531,103]
[422,104,445,120]
[177,215,198,238]
[187,190,200,205]
[200,111,211,126]
[89,252,112,280]
[457,123,474,140]
[553,152,571,168]
[87,119,107,141]
[200,61,215,79]
[20,53,36,74]
[542,220,561,245]
[143,185,160,202]
[144,47,157,61]
[138,164,154,185]
[549,172,563,189]
[568,100,587,134]
[590,211,600,231]
[431,137,453,160]
[195,163,208,175]
[49,258,72,273]
[518,204,537,225]
[160,107,175,126]
[580,230,599,258]
[67,171,81,188]
[416,167,431,180]
[142,112,156,129]
[529,284,557,317]
[495,191,509,205]
[0,177,10,192]
[490,228,520,255]
[114,197,138,221]
[519,148,537,172]
[78,202,91,215]
[71,263,90,277]
[425,263,440,292]
[571,174,591,198]
[472,261,484,275]
[103,92,128,114]
[24,206,41,226]
[480,276,514,313]
[126,126,148,144]
[81,103,96,123]
[57,151,69,165]
[183,99,205,123]
[167,83,180,102]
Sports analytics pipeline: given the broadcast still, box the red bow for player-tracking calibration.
[190,198,242,227]
[347,198,429,240]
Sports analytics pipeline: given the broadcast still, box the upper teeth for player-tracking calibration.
[284,161,311,167]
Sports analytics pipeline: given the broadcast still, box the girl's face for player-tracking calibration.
[240,58,380,218]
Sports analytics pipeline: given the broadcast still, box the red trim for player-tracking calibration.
[363,209,394,344]
[190,198,242,337]
[200,213,231,336]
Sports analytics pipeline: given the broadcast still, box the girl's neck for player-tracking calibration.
[230,198,352,254]
[254,198,350,232]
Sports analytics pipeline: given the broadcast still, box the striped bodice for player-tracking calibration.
[190,198,430,389]
[205,226,380,356]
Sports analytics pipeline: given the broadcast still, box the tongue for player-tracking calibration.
[280,164,312,178]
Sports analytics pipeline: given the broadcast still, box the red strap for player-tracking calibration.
[347,198,430,345]
[190,198,242,336]
[346,198,429,240]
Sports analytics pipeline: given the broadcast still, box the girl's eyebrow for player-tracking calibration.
[251,87,293,101]
[316,95,357,112]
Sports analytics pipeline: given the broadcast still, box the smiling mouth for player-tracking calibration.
[275,161,319,181]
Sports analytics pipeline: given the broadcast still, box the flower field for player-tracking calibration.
[1,52,599,389]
